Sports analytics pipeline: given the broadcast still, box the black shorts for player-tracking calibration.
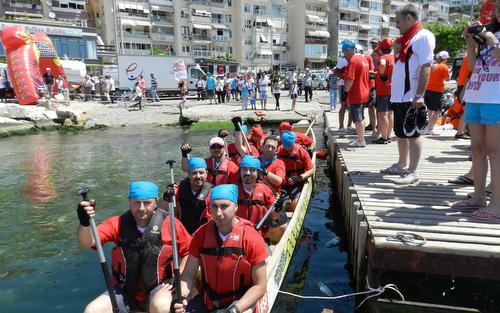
[376,95,391,112]
[424,90,443,112]
[349,104,365,123]
[393,102,421,139]
[339,85,348,102]
[207,90,214,96]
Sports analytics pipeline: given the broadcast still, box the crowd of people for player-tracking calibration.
[328,2,499,220]
[76,117,316,313]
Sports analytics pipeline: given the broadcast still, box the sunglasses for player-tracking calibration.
[210,144,224,149]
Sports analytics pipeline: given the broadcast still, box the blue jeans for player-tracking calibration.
[151,87,160,101]
[329,88,338,110]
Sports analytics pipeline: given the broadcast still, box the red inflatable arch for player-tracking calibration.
[0,25,43,105]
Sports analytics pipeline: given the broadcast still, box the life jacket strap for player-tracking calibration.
[200,247,244,256]
[237,199,265,206]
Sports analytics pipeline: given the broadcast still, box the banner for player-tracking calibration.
[173,59,187,82]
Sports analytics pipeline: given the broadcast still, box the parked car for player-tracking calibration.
[311,74,327,90]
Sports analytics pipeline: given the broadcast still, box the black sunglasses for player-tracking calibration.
[210,144,223,149]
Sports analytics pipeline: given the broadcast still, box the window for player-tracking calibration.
[244,36,252,45]
[225,14,232,23]
[182,46,190,53]
[370,2,382,11]
[181,26,189,36]
[244,3,252,13]
[181,10,188,18]
[339,24,358,32]
[369,15,381,24]
[245,19,252,29]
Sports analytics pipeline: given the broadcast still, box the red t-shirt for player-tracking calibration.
[375,54,394,96]
[96,213,192,300]
[426,62,450,93]
[365,55,375,88]
[262,158,286,193]
[277,131,313,148]
[344,54,370,105]
[189,219,268,265]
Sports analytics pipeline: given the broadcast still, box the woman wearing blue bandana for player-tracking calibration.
[174,184,268,313]
[77,181,192,313]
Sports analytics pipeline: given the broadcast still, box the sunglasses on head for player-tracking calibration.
[210,144,223,149]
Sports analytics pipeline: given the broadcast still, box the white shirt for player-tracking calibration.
[335,57,348,86]
[390,29,435,103]
[109,78,115,91]
[464,31,500,104]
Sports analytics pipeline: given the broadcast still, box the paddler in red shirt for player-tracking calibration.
[173,184,268,313]
[77,181,191,313]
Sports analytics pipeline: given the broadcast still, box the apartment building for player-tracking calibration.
[331,0,449,56]
[0,0,99,62]
[448,0,475,8]
[87,0,328,71]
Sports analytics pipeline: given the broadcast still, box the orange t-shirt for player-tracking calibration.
[457,56,472,87]
[426,62,450,93]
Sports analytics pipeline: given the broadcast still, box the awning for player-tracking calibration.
[193,39,212,44]
[212,23,228,29]
[151,5,159,10]
[121,19,137,26]
[4,11,43,18]
[193,9,211,16]
[266,19,275,27]
[306,14,323,23]
[143,8,150,13]
[359,24,372,30]
[135,21,152,27]
[306,30,318,36]
[259,50,273,56]
[118,3,125,10]
[192,23,212,30]
[316,30,330,38]
[259,34,268,43]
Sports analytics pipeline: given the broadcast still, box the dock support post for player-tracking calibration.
[356,221,368,291]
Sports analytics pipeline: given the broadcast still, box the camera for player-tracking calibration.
[468,23,496,45]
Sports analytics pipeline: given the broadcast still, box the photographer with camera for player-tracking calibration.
[452,1,500,221]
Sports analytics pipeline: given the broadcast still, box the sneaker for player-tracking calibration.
[396,171,419,185]
[348,140,366,147]
[415,105,429,134]
[338,127,346,132]
[365,124,374,131]
[372,137,388,144]
[403,107,417,137]
[380,163,406,175]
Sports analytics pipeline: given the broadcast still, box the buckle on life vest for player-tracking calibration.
[202,276,250,308]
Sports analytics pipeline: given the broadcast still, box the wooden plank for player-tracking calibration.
[368,221,500,237]
[363,211,500,227]
[371,229,500,246]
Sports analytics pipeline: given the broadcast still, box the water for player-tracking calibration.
[275,134,356,313]
[0,127,222,313]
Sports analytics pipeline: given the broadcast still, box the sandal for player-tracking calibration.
[450,200,486,211]
[471,210,500,221]
[448,175,474,185]
[467,191,492,199]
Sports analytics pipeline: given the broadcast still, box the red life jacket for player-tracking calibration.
[111,209,173,299]
[236,183,271,233]
[227,143,241,164]
[199,219,254,311]
[206,157,230,186]
[277,144,305,178]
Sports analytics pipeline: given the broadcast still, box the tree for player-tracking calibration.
[325,55,338,68]
[425,19,468,59]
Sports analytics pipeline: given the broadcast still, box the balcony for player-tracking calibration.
[212,35,230,41]
[151,33,175,42]
[149,0,174,5]
[193,50,213,57]
[188,0,210,5]
[210,0,227,8]
[190,15,212,25]
[119,11,150,19]
[151,16,174,25]
[96,45,116,57]
[305,10,328,18]
[123,32,151,39]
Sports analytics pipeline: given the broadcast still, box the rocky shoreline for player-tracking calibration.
[0,90,330,138]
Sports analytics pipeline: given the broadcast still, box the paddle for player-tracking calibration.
[77,188,119,313]
[237,121,253,155]
[305,117,316,136]
[164,160,182,304]
[255,190,288,230]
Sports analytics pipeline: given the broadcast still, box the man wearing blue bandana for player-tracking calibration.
[174,184,268,313]
[277,131,315,208]
[77,181,191,313]
[174,157,212,234]
[259,136,286,193]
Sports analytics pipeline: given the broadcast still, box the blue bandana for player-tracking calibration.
[341,39,356,52]
[128,181,159,199]
[188,157,207,172]
[281,131,296,147]
[241,125,248,133]
[240,155,261,170]
[260,155,277,167]
[210,184,238,204]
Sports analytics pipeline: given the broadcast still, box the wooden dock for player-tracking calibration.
[324,111,499,291]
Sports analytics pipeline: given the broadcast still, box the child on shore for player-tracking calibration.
[249,89,256,110]
[179,81,187,108]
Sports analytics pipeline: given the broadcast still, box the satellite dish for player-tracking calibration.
[48,11,56,19]
[46,0,52,6]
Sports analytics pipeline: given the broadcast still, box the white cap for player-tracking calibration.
[46,67,51,70]
[355,44,363,52]
[438,51,450,60]
[209,137,225,147]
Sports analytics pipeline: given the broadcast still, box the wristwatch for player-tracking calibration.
[227,304,241,313]
[491,41,500,49]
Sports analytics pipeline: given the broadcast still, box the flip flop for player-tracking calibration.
[471,210,500,221]
[450,200,485,211]
[448,175,474,185]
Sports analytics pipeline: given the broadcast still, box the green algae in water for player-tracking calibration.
[189,121,233,132]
